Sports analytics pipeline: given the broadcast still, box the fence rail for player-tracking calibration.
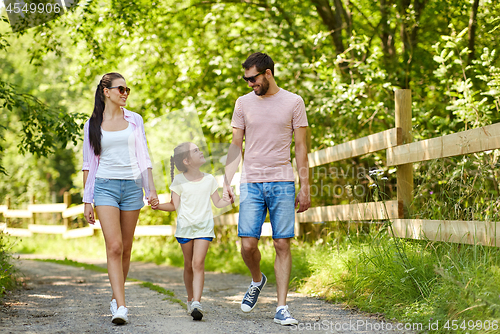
[2,89,500,245]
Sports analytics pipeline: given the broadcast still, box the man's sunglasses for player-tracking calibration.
[243,70,267,83]
[108,86,131,95]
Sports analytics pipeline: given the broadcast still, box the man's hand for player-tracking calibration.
[84,203,95,225]
[295,186,311,213]
[223,183,235,203]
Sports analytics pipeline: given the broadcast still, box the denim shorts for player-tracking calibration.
[238,182,296,239]
[93,178,144,211]
[176,237,214,244]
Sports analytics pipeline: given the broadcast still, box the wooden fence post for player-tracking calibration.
[5,196,10,226]
[395,89,414,218]
[63,192,71,229]
[30,194,36,225]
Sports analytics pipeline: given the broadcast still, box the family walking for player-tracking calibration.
[82,52,310,326]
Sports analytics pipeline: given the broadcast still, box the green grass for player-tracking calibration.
[10,233,107,259]
[297,227,500,333]
[36,258,108,273]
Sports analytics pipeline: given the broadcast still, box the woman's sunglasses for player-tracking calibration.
[242,70,267,83]
[108,85,131,95]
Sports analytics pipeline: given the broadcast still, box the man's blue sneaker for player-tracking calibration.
[274,305,298,325]
[241,273,267,312]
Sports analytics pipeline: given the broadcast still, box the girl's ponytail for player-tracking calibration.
[170,156,175,182]
[170,142,192,180]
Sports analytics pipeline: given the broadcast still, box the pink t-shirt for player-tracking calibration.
[231,88,308,183]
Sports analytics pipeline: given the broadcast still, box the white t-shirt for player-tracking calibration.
[96,123,140,180]
[170,173,219,239]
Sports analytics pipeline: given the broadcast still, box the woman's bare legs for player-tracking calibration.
[120,210,140,283]
[96,206,140,308]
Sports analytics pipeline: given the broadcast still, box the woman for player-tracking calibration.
[82,72,158,325]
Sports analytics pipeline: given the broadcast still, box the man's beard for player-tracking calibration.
[254,77,270,96]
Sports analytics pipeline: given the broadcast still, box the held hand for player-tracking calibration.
[223,184,235,203]
[295,187,311,213]
[148,191,159,209]
[84,203,95,225]
[150,201,159,210]
[222,191,231,202]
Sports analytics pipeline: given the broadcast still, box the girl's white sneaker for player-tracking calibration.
[190,301,203,321]
[111,306,128,325]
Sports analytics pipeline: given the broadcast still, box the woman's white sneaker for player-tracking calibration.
[111,306,128,325]
[110,299,117,316]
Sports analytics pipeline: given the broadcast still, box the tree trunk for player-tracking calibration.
[399,0,426,88]
[312,0,346,57]
[380,0,396,58]
[468,0,480,65]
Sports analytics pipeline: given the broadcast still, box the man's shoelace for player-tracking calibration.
[278,308,291,318]
[243,286,258,303]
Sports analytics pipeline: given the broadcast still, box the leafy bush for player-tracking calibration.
[0,233,17,297]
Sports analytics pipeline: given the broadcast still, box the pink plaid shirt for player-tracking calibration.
[82,108,153,204]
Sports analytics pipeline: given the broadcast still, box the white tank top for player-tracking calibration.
[95,123,140,180]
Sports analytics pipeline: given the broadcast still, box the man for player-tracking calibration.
[224,52,310,326]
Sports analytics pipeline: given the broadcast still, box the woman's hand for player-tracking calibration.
[148,190,159,209]
[84,203,95,225]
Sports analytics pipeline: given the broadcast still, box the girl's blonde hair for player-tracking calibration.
[170,142,192,180]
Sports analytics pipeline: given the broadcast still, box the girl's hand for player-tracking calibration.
[148,191,159,209]
[84,203,95,225]
[223,184,235,203]
[222,191,232,202]
[150,199,159,210]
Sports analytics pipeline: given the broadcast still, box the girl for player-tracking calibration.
[82,72,158,325]
[153,142,231,321]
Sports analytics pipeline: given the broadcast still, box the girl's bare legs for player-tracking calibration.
[180,239,211,302]
[192,239,210,302]
[180,241,194,302]
[96,206,140,308]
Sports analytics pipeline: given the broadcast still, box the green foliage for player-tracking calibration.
[0,233,17,298]
[413,152,500,222]
[9,234,107,259]
[0,17,87,203]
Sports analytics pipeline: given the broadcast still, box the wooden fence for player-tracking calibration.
[1,89,500,245]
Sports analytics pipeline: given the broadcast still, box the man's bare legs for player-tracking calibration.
[241,237,262,283]
[273,238,291,306]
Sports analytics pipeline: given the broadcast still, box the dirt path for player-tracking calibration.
[0,256,415,333]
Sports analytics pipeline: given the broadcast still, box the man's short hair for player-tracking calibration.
[242,52,274,76]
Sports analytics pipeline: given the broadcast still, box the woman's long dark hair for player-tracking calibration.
[89,72,125,156]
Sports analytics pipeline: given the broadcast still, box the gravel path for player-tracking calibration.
[0,256,417,333]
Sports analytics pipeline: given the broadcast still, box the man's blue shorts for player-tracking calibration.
[238,181,296,239]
